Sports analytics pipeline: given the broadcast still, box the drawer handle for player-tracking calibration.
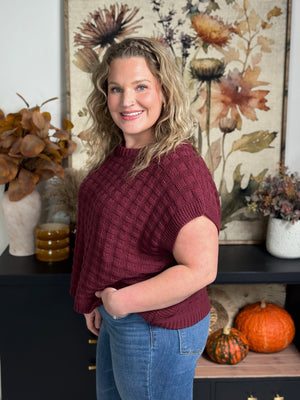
[88,364,96,371]
[248,396,258,400]
[88,339,98,344]
[274,395,284,400]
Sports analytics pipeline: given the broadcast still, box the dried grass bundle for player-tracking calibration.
[44,167,87,224]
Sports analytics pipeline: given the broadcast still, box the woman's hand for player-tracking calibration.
[95,287,128,318]
[84,308,102,336]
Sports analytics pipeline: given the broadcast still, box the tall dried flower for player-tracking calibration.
[191,58,225,82]
[74,4,143,54]
[219,117,237,194]
[219,117,237,134]
[191,12,235,48]
[191,58,225,176]
[199,67,270,129]
[73,47,101,73]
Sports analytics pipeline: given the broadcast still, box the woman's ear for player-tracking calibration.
[161,93,166,109]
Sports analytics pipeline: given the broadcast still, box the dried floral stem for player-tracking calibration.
[205,80,214,178]
[41,97,59,107]
[16,93,30,108]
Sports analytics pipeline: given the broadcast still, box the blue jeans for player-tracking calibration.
[96,306,210,400]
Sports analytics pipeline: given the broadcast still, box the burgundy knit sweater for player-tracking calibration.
[70,142,220,329]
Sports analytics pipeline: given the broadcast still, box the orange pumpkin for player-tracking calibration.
[206,327,249,364]
[234,300,295,353]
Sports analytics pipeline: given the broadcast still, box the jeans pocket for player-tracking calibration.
[99,305,128,321]
[178,313,210,354]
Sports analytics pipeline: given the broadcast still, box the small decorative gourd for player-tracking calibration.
[234,300,295,353]
[206,327,249,364]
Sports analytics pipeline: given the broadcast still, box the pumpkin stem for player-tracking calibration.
[260,299,266,308]
[222,327,231,335]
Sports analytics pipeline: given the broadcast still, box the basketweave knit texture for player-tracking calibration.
[70,142,220,329]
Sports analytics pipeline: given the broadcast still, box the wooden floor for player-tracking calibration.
[195,344,300,379]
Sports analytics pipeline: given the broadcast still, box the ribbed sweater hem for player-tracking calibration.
[138,308,211,330]
[71,287,211,330]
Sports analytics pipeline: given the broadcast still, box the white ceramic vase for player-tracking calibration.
[1,189,42,256]
[266,217,300,259]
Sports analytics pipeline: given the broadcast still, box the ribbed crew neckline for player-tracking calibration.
[115,144,142,157]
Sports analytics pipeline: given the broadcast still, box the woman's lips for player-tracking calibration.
[120,110,144,120]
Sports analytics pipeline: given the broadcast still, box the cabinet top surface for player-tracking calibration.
[1,244,300,284]
[195,344,300,379]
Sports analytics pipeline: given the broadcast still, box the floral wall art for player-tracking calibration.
[64,0,292,243]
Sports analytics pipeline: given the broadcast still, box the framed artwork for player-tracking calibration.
[64,0,292,243]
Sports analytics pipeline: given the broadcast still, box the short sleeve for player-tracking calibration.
[158,149,221,253]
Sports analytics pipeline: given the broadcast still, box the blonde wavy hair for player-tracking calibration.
[86,37,197,175]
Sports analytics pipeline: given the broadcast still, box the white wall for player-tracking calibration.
[0,0,299,255]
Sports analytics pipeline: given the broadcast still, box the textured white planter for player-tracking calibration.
[1,189,42,256]
[266,217,300,259]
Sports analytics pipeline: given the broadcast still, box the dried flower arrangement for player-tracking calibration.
[0,94,77,201]
[44,167,87,225]
[246,164,300,223]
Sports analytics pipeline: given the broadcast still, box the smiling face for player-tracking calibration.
[107,57,163,148]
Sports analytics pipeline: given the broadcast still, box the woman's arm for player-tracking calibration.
[95,215,219,318]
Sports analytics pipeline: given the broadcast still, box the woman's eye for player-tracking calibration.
[110,87,121,93]
[137,85,147,91]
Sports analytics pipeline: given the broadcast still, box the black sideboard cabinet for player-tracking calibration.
[0,245,299,400]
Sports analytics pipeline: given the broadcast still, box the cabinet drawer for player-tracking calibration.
[215,378,300,400]
[193,380,211,399]
[0,283,97,400]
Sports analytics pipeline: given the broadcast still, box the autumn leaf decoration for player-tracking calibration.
[0,94,77,201]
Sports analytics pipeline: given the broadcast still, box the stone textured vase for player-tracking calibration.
[266,217,300,259]
[1,189,42,256]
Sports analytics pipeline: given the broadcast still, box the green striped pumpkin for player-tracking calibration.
[206,327,249,364]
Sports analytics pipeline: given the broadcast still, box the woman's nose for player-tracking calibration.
[122,89,135,107]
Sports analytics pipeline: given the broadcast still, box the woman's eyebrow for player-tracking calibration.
[108,79,151,86]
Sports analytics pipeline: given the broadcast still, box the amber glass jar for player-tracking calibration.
[35,223,70,262]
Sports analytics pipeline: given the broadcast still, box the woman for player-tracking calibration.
[70,37,220,400]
